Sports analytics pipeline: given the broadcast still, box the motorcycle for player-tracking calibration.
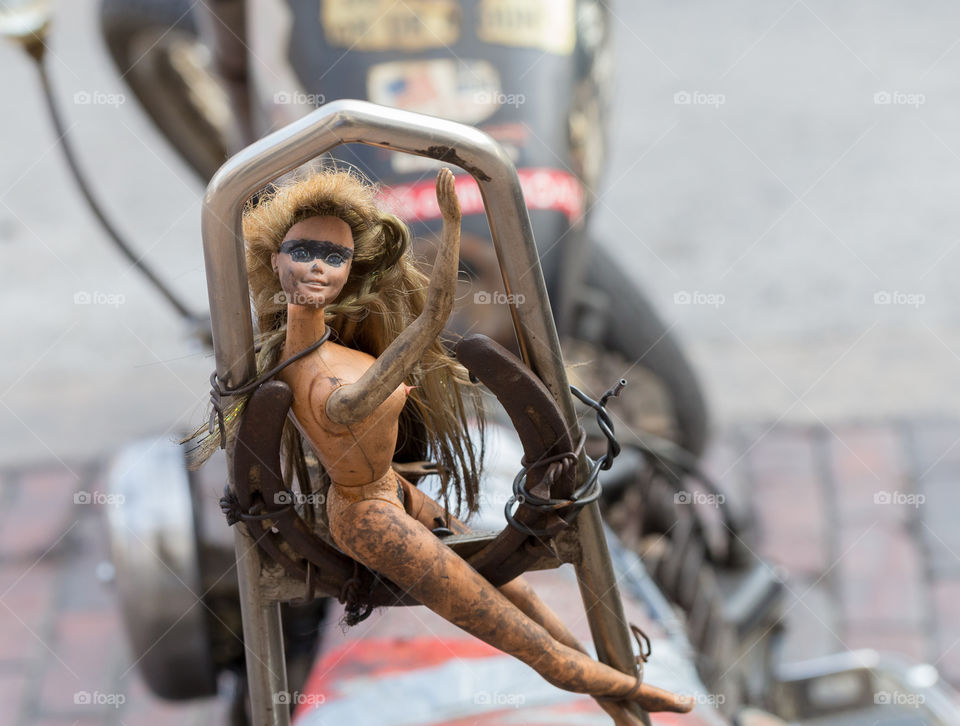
[4,1,959,724]
[97,0,711,458]
[93,4,727,710]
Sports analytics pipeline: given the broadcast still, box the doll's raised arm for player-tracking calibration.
[325,168,461,426]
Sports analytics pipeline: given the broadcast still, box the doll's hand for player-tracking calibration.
[326,169,461,427]
[436,168,461,222]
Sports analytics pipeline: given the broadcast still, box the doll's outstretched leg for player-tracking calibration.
[398,479,651,724]
[397,479,660,724]
[328,491,693,714]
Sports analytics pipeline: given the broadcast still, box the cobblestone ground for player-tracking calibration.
[704,420,960,686]
[2,420,958,725]
[0,464,229,726]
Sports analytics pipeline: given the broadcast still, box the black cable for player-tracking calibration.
[504,380,625,537]
[34,52,200,323]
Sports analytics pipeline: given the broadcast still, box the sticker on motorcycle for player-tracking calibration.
[367,59,502,125]
[379,168,584,224]
[321,0,459,50]
[477,0,575,55]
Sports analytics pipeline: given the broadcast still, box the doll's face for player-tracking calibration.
[272,215,354,307]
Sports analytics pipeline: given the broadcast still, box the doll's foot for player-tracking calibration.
[435,168,460,221]
[598,678,695,714]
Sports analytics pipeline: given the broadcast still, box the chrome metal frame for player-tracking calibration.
[201,99,648,725]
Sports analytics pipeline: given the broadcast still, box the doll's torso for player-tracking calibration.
[279,339,409,487]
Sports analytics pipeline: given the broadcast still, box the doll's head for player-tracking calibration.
[269,215,354,309]
[244,169,415,350]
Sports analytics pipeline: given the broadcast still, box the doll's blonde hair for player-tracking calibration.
[191,168,484,514]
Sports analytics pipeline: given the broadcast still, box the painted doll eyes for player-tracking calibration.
[288,247,346,265]
[289,247,312,263]
[281,239,353,267]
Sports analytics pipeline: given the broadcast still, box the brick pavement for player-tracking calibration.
[711,421,960,685]
[1,420,958,725]
[0,465,228,726]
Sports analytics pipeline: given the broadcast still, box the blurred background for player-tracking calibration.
[1,0,959,724]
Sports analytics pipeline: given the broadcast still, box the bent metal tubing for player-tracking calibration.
[201,100,650,726]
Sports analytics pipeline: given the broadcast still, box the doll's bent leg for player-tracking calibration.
[397,475,471,534]
[329,495,692,716]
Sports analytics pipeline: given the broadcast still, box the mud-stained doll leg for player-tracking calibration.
[396,476,662,725]
[327,495,693,715]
